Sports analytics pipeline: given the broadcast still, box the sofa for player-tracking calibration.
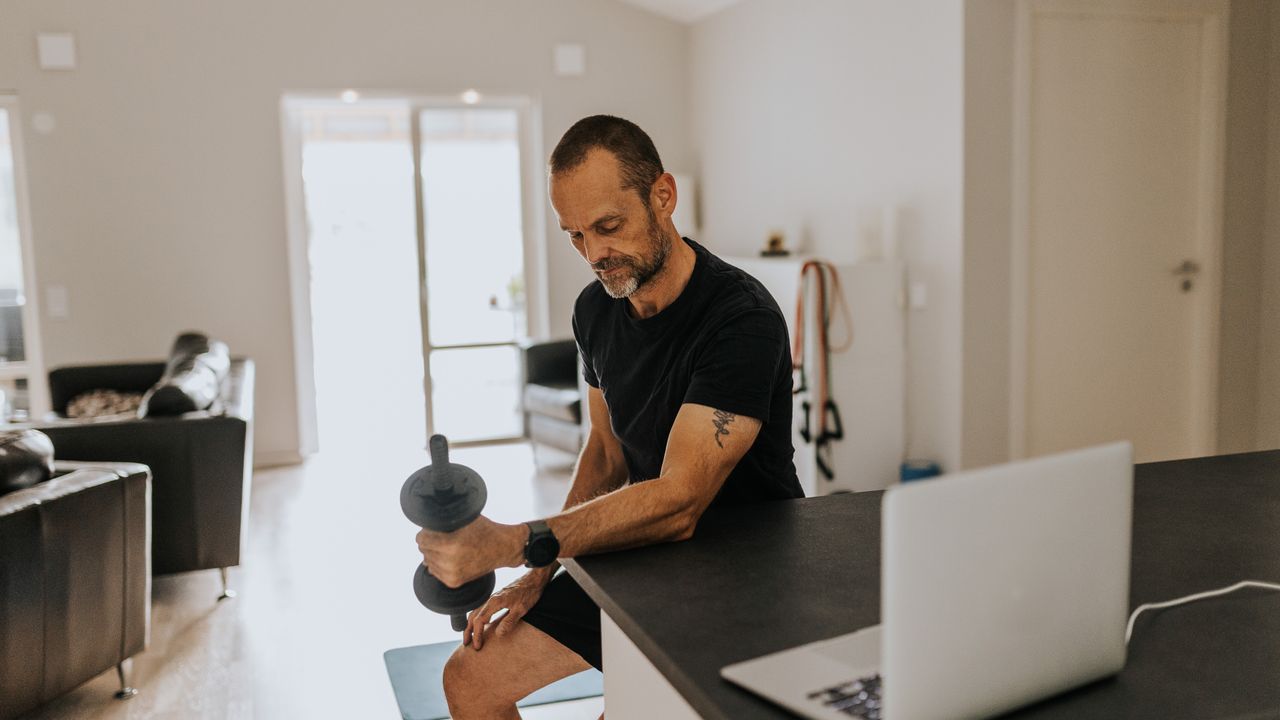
[520,339,583,455]
[30,358,254,594]
[0,460,151,719]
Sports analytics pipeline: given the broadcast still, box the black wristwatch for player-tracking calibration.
[523,520,560,568]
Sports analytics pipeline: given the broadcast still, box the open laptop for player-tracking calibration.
[722,442,1133,720]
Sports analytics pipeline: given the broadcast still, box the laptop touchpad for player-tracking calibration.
[810,625,882,669]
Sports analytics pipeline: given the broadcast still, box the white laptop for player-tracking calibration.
[722,442,1133,720]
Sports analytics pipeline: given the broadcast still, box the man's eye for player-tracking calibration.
[599,225,619,234]
[569,232,583,241]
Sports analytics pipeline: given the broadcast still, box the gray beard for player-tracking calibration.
[597,217,671,299]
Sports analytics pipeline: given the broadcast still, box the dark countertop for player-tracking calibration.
[563,450,1280,720]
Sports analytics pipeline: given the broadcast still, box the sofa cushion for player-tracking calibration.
[66,389,144,419]
[524,383,581,423]
[528,414,583,453]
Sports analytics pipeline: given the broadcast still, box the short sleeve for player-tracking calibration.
[683,309,786,421]
[571,302,599,388]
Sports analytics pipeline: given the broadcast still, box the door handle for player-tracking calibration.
[1173,259,1200,293]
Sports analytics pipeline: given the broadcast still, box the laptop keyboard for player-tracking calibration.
[807,675,882,719]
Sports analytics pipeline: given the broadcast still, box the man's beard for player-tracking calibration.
[593,208,671,299]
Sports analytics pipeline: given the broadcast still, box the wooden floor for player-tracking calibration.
[23,441,605,719]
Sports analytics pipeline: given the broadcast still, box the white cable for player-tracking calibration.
[1125,580,1280,644]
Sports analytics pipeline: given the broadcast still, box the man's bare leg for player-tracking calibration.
[443,619,592,719]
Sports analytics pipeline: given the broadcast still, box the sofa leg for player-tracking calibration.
[218,567,238,601]
[114,660,138,700]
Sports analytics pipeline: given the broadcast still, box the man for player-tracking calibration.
[417,115,801,719]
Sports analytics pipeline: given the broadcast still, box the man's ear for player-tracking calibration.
[650,173,677,219]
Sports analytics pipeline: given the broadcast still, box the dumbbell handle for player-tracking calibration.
[404,435,495,631]
[429,434,449,468]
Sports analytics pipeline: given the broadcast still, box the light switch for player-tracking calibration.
[46,285,69,318]
[37,33,77,70]
[554,44,586,76]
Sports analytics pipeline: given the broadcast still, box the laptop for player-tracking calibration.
[721,442,1133,720]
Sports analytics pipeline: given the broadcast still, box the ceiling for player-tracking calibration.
[615,0,742,24]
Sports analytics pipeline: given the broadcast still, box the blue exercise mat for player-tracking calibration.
[384,641,602,720]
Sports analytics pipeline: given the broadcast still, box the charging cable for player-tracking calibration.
[1125,580,1280,644]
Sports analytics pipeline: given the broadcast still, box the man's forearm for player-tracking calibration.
[526,434,628,581]
[544,473,694,558]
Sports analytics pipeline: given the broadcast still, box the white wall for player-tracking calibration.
[961,0,1015,469]
[961,0,1280,464]
[690,0,965,471]
[0,0,692,464]
[1219,0,1269,453]
[1260,2,1280,450]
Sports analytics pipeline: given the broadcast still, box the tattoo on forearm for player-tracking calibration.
[712,410,736,449]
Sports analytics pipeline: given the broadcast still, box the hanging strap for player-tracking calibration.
[791,261,850,482]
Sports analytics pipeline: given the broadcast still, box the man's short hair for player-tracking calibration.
[549,115,664,200]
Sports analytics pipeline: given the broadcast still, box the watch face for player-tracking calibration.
[527,535,559,567]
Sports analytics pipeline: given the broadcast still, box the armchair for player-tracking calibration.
[520,339,583,456]
[31,358,254,596]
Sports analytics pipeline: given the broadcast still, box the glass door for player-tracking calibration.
[413,105,528,443]
[0,96,48,422]
[295,100,427,453]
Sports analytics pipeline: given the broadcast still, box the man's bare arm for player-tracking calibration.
[542,401,762,558]
[525,387,628,581]
[562,387,629,508]
[417,399,762,588]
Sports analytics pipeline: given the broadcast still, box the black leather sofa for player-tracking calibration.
[30,358,254,593]
[0,461,151,719]
[521,339,583,455]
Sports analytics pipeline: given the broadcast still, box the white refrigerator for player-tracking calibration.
[729,256,906,496]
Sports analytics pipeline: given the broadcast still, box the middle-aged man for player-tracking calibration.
[416,114,802,719]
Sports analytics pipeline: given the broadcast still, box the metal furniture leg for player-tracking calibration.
[114,660,138,700]
[218,567,237,601]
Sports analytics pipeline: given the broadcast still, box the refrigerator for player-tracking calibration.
[729,256,906,495]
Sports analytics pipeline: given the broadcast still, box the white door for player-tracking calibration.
[1012,0,1227,463]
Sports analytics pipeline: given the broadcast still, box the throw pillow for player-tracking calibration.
[0,428,55,495]
[66,389,145,419]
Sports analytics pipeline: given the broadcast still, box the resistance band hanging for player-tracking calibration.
[792,260,852,483]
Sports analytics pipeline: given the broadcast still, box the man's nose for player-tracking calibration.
[582,234,607,265]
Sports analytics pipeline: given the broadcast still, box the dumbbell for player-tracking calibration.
[400,434,496,631]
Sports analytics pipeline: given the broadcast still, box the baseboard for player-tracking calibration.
[253,449,305,469]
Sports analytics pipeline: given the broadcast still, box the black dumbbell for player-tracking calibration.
[400,434,496,631]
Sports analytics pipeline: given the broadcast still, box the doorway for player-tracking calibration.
[282,95,541,454]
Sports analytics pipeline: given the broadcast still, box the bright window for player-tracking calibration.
[0,98,46,422]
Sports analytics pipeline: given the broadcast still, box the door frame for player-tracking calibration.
[1007,0,1229,460]
[279,91,548,455]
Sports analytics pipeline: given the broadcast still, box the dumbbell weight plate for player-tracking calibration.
[414,564,496,630]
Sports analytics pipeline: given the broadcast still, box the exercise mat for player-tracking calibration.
[383,641,602,720]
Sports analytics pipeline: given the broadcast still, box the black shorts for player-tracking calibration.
[521,570,603,670]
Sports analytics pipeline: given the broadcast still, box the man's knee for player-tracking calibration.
[443,642,517,714]
[443,645,487,710]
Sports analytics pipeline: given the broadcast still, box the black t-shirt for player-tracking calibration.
[572,238,802,506]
